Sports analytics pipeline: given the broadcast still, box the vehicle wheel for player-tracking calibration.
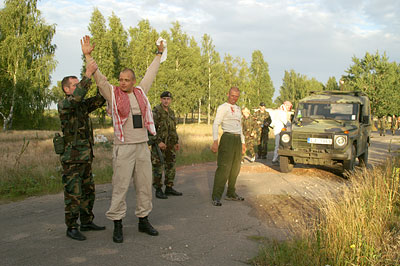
[358,144,369,168]
[280,156,294,173]
[343,144,356,172]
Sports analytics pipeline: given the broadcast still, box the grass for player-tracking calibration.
[0,124,217,202]
[250,159,400,266]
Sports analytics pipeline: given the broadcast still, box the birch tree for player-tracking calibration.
[0,0,56,130]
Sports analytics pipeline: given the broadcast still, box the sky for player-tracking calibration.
[3,0,400,99]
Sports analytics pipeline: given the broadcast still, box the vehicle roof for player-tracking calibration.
[300,91,369,105]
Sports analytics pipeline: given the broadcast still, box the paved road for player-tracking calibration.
[1,132,399,266]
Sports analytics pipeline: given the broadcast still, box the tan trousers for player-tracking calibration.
[106,143,153,220]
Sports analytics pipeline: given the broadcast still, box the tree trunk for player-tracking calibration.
[198,98,201,124]
[207,57,211,125]
[3,67,19,131]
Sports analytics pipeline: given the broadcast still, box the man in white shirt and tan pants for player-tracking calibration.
[211,87,246,206]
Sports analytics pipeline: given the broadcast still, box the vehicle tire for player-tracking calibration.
[358,144,369,168]
[280,156,294,173]
[343,144,356,172]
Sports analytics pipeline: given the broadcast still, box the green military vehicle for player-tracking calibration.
[278,91,372,174]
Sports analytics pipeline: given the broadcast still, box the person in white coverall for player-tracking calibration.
[267,101,292,165]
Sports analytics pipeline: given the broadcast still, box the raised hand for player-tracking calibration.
[80,35,95,56]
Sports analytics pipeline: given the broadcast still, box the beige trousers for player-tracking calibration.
[106,142,153,220]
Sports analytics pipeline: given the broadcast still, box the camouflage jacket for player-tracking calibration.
[254,109,272,135]
[57,77,105,163]
[149,104,179,147]
[242,115,258,139]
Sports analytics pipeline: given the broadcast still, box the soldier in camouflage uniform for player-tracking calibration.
[57,60,106,241]
[378,116,388,136]
[148,91,182,199]
[254,102,272,159]
[241,107,258,163]
[390,115,397,136]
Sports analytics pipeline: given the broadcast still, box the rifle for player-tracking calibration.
[154,143,165,165]
[148,131,165,164]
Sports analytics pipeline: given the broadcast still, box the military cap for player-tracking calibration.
[259,102,266,106]
[160,91,172,98]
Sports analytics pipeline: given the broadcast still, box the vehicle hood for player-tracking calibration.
[291,120,358,134]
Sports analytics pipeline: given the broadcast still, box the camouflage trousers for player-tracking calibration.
[258,131,269,157]
[61,163,95,228]
[151,146,176,188]
[244,137,257,158]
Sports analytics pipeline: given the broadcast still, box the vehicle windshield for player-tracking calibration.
[296,103,359,121]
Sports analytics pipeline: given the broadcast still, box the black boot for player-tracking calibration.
[113,220,123,243]
[165,186,183,196]
[80,222,106,231]
[138,216,159,236]
[66,228,86,241]
[155,187,168,199]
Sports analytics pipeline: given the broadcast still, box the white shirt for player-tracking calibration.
[267,108,288,135]
[213,102,245,143]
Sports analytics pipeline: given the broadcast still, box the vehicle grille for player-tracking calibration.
[292,133,333,150]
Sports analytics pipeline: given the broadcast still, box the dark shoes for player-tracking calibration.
[66,228,86,241]
[80,222,106,231]
[212,198,222,206]
[225,193,245,201]
[165,186,183,196]
[138,216,159,236]
[113,220,123,243]
[155,188,168,199]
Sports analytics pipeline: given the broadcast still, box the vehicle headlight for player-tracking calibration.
[281,133,291,143]
[334,135,347,147]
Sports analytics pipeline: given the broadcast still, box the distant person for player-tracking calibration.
[81,35,165,243]
[378,116,387,136]
[57,60,106,241]
[254,102,271,159]
[211,87,246,206]
[148,91,182,199]
[268,101,292,165]
[390,114,397,136]
[241,107,258,163]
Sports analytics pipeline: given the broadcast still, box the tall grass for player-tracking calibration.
[176,124,216,166]
[251,160,400,266]
[0,124,216,201]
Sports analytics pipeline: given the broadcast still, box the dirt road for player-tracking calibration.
[1,132,399,266]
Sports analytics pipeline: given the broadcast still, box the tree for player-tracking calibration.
[276,70,323,108]
[342,51,400,117]
[249,50,274,107]
[325,76,339,91]
[0,0,56,130]
[201,34,222,124]
[127,19,160,103]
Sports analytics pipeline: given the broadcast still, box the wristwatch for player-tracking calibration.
[156,51,163,55]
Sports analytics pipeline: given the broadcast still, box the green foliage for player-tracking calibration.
[275,70,323,108]
[80,10,277,124]
[342,51,400,117]
[249,50,274,108]
[325,76,339,91]
[0,0,57,130]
